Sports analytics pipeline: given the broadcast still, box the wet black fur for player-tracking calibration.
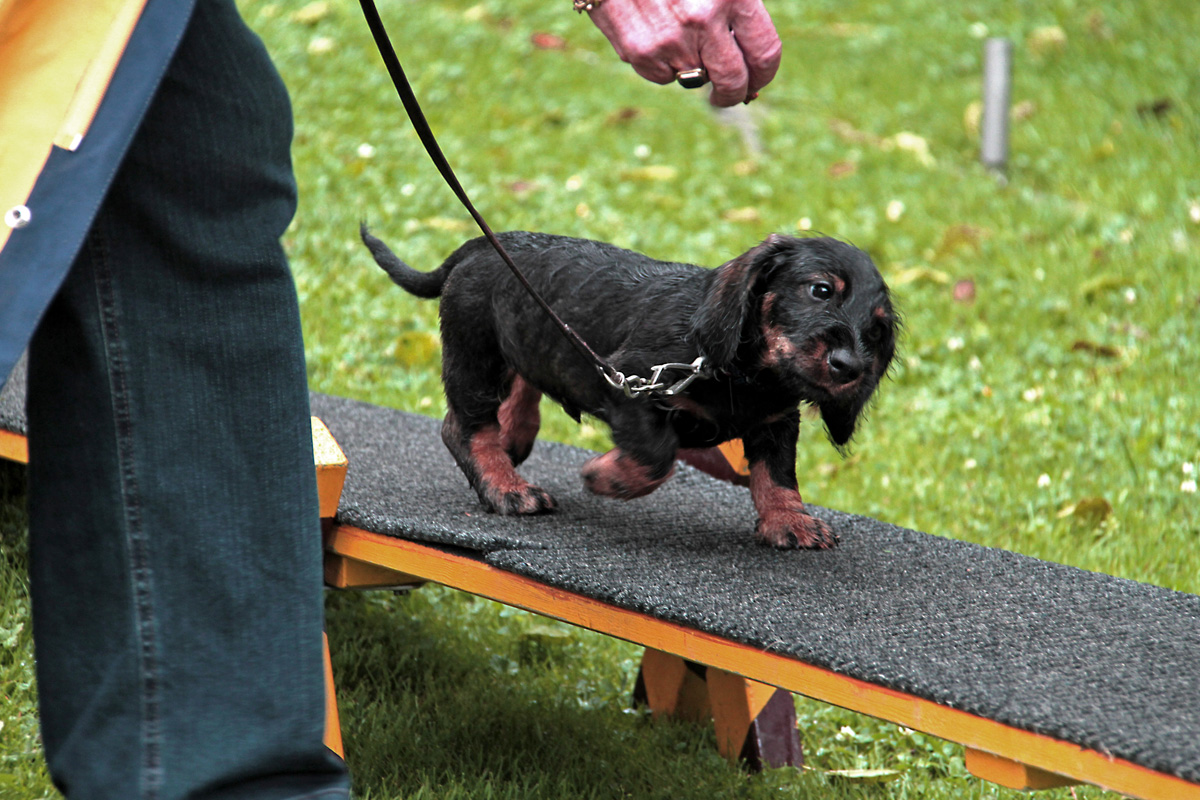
[362,226,897,543]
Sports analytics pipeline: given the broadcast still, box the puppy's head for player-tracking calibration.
[691,235,897,447]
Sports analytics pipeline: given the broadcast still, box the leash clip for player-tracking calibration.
[604,356,708,399]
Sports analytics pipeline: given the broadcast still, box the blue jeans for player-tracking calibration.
[26,1,350,797]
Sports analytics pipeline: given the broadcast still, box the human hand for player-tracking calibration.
[585,0,781,107]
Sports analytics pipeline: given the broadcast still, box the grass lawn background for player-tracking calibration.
[1,0,1196,796]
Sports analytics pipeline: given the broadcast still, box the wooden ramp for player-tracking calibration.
[3,367,1198,798]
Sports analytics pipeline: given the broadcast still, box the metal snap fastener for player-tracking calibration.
[4,205,31,229]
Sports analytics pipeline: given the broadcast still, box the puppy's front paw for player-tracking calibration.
[755,510,838,549]
[481,483,557,515]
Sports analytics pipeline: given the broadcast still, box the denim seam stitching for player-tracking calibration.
[90,224,164,800]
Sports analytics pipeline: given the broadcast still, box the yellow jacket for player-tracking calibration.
[0,0,195,387]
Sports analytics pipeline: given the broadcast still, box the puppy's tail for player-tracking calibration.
[360,224,448,299]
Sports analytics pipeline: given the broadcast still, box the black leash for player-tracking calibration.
[358,0,624,387]
[359,0,710,398]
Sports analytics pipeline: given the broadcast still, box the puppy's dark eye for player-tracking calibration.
[809,282,834,301]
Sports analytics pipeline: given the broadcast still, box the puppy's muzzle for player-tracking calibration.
[827,347,865,385]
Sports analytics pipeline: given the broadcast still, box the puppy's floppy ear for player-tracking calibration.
[690,235,791,367]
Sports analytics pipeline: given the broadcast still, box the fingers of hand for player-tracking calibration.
[587,0,780,101]
[728,2,781,96]
[588,2,692,85]
[703,1,780,105]
[699,28,749,106]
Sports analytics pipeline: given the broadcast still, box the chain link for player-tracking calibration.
[602,356,708,399]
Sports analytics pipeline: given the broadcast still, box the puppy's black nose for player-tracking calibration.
[827,348,864,384]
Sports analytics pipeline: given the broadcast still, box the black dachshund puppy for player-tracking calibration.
[362,226,896,549]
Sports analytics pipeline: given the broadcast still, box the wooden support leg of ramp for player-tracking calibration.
[314,419,352,760]
[965,747,1075,790]
[323,632,345,760]
[634,648,802,770]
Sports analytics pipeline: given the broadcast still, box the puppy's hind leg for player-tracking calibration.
[582,405,678,500]
[440,330,554,515]
[499,373,541,467]
[442,407,556,515]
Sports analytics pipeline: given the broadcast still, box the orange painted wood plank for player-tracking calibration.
[324,553,423,590]
[965,747,1077,790]
[0,430,27,464]
[709,667,778,727]
[322,632,345,759]
[640,648,710,723]
[717,439,750,477]
[311,417,347,519]
[324,524,1200,800]
[707,666,780,761]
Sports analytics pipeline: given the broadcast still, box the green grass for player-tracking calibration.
[3,0,1198,796]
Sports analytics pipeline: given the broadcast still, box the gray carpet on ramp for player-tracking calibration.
[0,355,25,436]
[310,391,1200,785]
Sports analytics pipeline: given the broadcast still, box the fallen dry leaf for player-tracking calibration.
[937,224,990,258]
[890,267,951,286]
[621,165,678,182]
[830,119,935,165]
[531,32,567,50]
[1071,340,1123,358]
[722,207,762,223]
[605,107,641,125]
[1012,100,1038,121]
[291,1,330,25]
[963,101,983,137]
[1092,137,1117,159]
[884,132,935,166]
[420,217,473,233]
[827,160,858,179]
[507,180,541,196]
[1111,321,1149,340]
[829,118,883,147]
[821,768,903,783]
[1136,98,1174,119]
[462,4,488,22]
[1085,9,1113,40]
[1057,496,1113,527]
[307,36,335,55]
[953,279,976,304]
[389,330,441,366]
[1079,274,1125,299]
[1027,25,1068,57]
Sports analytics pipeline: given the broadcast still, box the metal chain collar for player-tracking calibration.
[602,356,709,399]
